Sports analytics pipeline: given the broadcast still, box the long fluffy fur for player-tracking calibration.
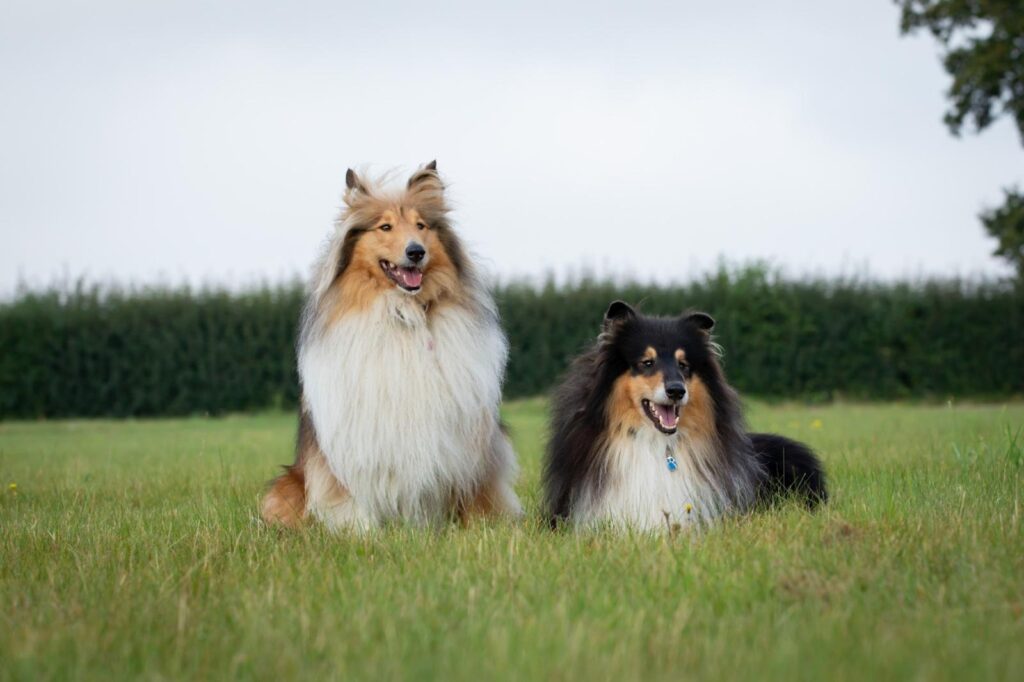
[261,163,522,531]
[543,305,826,532]
[749,433,828,505]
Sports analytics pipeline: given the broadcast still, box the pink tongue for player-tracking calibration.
[654,403,678,428]
[399,267,423,288]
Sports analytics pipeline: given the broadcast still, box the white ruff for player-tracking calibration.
[299,291,515,530]
[574,429,735,533]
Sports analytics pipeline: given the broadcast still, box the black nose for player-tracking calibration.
[406,243,426,263]
[665,382,686,402]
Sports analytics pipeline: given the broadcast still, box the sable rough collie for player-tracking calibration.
[261,162,522,531]
[544,301,827,532]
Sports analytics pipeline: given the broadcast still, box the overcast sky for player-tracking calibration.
[2,1,1021,293]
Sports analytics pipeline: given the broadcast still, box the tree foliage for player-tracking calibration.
[897,0,1024,140]
[897,1,1024,278]
[981,186,1024,275]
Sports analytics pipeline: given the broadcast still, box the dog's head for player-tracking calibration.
[317,162,467,308]
[600,301,718,436]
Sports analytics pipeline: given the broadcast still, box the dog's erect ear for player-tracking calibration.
[603,300,636,332]
[407,160,441,189]
[683,311,715,332]
[345,168,368,193]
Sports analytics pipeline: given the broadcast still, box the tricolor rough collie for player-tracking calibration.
[261,162,522,531]
[544,301,826,532]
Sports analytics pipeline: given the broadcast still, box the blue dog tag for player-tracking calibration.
[666,455,678,472]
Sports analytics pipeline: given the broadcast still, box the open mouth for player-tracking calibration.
[379,260,423,292]
[641,399,680,434]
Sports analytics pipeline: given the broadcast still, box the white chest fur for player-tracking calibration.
[299,293,508,526]
[575,429,735,532]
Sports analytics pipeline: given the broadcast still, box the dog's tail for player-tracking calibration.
[750,433,828,507]
[260,465,307,528]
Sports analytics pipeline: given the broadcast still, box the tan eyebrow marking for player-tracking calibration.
[675,349,687,363]
[643,347,657,361]
[376,209,397,227]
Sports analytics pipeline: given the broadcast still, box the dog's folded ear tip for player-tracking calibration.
[684,311,715,331]
[345,168,361,191]
[408,161,442,189]
[604,300,636,322]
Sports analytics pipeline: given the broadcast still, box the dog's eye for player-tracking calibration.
[641,359,654,369]
[679,362,691,376]
[416,222,427,230]
[379,224,392,232]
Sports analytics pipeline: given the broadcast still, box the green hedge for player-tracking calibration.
[1,268,1021,418]
[0,284,303,418]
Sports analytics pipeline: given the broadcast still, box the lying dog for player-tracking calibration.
[544,301,826,532]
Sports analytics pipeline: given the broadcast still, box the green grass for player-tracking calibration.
[2,400,1022,681]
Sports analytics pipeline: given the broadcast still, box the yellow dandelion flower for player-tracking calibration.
[684,503,694,514]
[810,419,823,429]
[8,482,16,492]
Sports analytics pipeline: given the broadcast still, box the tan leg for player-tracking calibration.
[260,465,307,528]
[260,406,334,530]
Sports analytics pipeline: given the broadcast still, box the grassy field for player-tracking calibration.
[2,399,1022,681]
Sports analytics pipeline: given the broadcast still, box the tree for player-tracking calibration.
[981,187,1024,274]
[896,0,1024,278]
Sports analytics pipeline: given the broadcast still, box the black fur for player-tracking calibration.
[543,302,828,528]
[749,433,828,506]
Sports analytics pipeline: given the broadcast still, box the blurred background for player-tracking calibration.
[1,1,1022,416]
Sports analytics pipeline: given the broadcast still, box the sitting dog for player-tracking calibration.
[261,162,522,531]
